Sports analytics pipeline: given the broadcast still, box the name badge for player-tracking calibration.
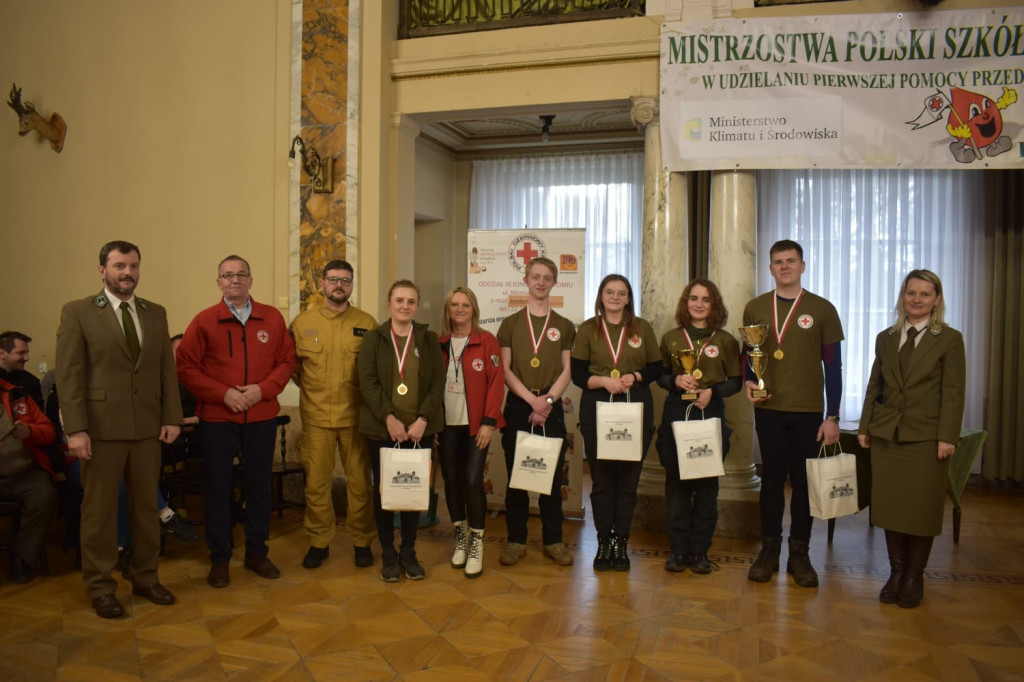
[447,380,465,394]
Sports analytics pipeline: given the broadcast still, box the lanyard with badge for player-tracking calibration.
[447,337,468,395]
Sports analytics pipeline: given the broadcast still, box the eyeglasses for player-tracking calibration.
[325,276,353,286]
[219,272,251,281]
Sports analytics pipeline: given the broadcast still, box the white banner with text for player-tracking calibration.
[661,8,1023,170]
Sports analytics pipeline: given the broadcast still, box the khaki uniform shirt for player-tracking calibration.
[742,290,844,413]
[497,309,576,390]
[659,326,741,390]
[291,304,377,428]
[572,317,660,376]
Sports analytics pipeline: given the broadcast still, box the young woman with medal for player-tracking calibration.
[858,270,965,608]
[496,257,577,567]
[437,287,505,578]
[357,280,445,582]
[656,279,741,574]
[571,274,661,571]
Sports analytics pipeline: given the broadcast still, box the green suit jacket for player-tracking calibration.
[858,324,966,444]
[56,291,183,440]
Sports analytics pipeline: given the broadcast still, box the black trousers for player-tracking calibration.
[753,409,822,541]
[501,394,567,545]
[438,425,488,529]
[657,396,730,555]
[578,384,654,538]
[367,439,422,553]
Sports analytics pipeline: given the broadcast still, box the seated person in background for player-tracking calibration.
[0,375,58,584]
[0,331,44,409]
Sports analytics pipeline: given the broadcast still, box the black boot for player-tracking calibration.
[898,534,934,609]
[747,536,782,582]
[880,530,907,604]
[593,535,613,571]
[786,537,819,587]
[611,535,630,571]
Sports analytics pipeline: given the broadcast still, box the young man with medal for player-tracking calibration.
[496,257,576,566]
[742,240,844,587]
[357,280,444,581]
[572,274,661,571]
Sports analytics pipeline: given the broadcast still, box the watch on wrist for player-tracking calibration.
[546,396,555,405]
[825,415,840,424]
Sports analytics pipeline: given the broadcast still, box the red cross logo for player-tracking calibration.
[928,96,944,113]
[516,241,540,266]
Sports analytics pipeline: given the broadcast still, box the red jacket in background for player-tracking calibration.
[1,378,58,481]
[176,299,296,424]
[439,329,506,435]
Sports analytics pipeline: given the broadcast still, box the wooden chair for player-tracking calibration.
[270,414,305,516]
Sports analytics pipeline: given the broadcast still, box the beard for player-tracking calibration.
[325,289,350,305]
[105,273,137,296]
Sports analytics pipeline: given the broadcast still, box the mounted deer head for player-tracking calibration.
[8,83,66,153]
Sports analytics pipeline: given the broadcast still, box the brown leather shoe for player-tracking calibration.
[132,582,176,605]
[92,593,125,619]
[208,561,230,589]
[243,555,281,579]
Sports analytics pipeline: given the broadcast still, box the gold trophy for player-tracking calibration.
[674,348,700,401]
[738,324,769,399]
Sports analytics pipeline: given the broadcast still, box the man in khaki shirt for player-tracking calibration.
[291,260,377,569]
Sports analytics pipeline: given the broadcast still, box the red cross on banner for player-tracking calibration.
[516,241,540,266]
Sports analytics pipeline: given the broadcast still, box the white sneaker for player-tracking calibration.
[465,528,484,578]
[451,521,467,568]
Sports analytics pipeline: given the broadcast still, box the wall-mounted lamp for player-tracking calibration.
[288,134,333,193]
[540,115,555,143]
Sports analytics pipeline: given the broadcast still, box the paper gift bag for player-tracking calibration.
[806,443,858,519]
[671,405,724,480]
[508,428,561,495]
[380,444,431,511]
[596,391,643,461]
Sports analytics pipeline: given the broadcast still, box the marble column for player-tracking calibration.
[631,96,690,531]
[709,169,761,539]
[297,0,351,308]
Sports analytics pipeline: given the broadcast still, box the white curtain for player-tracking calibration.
[469,151,644,311]
[756,169,988,428]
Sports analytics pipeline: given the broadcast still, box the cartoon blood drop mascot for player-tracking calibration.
[946,86,1017,163]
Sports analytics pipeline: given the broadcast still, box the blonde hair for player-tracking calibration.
[441,286,482,336]
[892,269,946,333]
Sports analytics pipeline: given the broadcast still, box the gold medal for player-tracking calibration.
[692,369,703,380]
[610,368,620,378]
[396,383,409,396]
[530,356,541,368]
[774,349,784,360]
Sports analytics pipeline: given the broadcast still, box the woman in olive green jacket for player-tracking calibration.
[358,280,445,582]
[858,269,966,609]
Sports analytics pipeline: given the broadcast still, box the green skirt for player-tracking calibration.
[870,437,950,537]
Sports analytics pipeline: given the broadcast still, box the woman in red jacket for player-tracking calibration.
[438,286,505,578]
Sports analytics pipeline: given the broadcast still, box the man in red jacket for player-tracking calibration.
[0,377,57,584]
[177,255,296,589]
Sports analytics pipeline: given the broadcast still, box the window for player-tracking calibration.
[470,151,644,310]
[757,169,987,427]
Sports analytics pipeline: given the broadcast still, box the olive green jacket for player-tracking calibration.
[357,319,445,440]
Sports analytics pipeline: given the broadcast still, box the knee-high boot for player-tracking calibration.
[879,530,907,604]
[898,534,934,609]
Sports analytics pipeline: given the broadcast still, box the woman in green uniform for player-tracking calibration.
[656,279,741,574]
[571,274,662,571]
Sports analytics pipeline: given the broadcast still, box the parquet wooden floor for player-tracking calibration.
[1,484,1022,681]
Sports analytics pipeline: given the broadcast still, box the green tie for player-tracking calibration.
[899,326,919,378]
[121,301,141,364]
